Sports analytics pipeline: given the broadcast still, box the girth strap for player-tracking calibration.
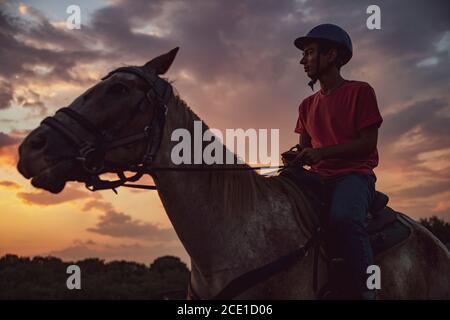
[190,229,320,300]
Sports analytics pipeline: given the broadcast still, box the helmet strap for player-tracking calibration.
[308,48,321,91]
[308,78,317,91]
[307,44,335,91]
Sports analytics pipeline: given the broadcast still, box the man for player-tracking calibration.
[289,24,383,299]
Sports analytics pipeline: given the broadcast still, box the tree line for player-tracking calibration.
[0,216,448,299]
[0,255,189,299]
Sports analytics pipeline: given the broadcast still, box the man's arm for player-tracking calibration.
[299,131,312,149]
[319,125,378,160]
[295,125,379,165]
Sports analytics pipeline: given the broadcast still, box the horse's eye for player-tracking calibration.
[108,83,129,95]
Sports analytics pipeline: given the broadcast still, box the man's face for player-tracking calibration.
[300,42,320,78]
[300,42,337,78]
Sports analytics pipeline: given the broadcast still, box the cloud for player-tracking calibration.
[17,184,97,206]
[0,131,20,148]
[87,210,178,242]
[0,80,13,109]
[82,199,114,212]
[16,88,45,113]
[0,8,112,121]
[377,98,450,180]
[381,99,449,144]
[390,180,450,199]
[0,10,106,81]
[433,200,450,213]
[44,239,189,264]
[305,0,449,61]
[0,147,17,167]
[0,180,21,189]
[1,0,447,137]
[0,132,21,167]
[87,0,174,60]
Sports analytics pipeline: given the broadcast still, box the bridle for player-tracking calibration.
[41,66,172,193]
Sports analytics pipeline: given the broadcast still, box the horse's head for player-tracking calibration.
[17,48,179,193]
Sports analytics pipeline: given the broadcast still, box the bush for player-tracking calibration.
[0,254,189,299]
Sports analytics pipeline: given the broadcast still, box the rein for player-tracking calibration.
[84,164,295,193]
[42,65,298,194]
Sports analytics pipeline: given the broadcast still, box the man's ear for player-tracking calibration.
[142,47,179,75]
[328,48,339,65]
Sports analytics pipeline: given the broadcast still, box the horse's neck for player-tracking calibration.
[151,92,312,291]
[151,94,249,271]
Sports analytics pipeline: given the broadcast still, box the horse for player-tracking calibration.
[17,48,450,299]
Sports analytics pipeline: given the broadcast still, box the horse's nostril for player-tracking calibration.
[30,134,46,150]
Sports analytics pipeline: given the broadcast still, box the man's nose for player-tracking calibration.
[300,56,306,65]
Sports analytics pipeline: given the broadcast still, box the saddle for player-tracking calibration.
[278,166,412,257]
[365,192,411,255]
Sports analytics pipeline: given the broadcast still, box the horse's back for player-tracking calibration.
[376,214,450,299]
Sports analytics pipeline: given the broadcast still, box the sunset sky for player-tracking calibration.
[0,0,449,265]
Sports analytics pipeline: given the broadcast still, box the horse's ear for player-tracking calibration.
[142,47,179,75]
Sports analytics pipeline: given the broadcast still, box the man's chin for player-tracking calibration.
[307,71,316,79]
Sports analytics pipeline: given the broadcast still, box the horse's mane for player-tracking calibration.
[165,88,319,238]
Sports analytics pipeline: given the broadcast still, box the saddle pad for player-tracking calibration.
[369,210,412,256]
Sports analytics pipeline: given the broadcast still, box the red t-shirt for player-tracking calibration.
[295,80,383,179]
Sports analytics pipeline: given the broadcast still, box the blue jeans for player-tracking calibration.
[323,173,376,294]
[281,167,376,295]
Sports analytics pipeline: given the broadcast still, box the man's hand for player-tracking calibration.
[281,145,302,165]
[289,125,378,166]
[294,147,323,165]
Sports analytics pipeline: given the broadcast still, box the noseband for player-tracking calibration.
[41,66,172,193]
